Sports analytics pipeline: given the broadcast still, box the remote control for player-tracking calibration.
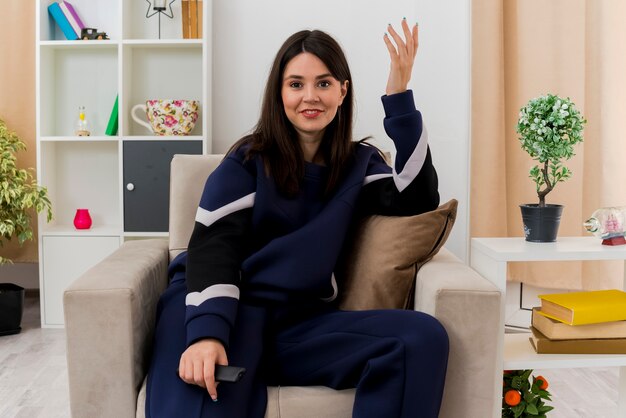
[176,365,246,383]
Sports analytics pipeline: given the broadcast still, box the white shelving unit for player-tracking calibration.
[471,237,626,417]
[35,0,211,327]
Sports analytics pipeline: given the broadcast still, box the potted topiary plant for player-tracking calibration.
[0,118,52,334]
[517,94,586,242]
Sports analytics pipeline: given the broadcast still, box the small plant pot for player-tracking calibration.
[0,283,25,336]
[520,204,564,242]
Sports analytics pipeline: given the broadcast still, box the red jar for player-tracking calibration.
[73,209,92,230]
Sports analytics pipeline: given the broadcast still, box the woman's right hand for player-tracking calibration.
[179,338,228,401]
[384,18,419,96]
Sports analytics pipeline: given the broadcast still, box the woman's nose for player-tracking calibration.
[303,86,319,102]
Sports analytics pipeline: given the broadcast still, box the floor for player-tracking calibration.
[0,293,620,418]
[0,292,69,418]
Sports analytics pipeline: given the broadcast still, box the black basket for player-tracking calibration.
[0,283,25,336]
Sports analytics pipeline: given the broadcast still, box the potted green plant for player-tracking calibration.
[503,370,553,417]
[0,119,52,334]
[517,94,586,242]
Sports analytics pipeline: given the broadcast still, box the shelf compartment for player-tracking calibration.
[39,136,119,142]
[41,225,122,236]
[40,40,119,49]
[122,45,203,137]
[39,0,120,42]
[504,333,626,369]
[123,232,169,239]
[39,141,121,234]
[122,135,203,142]
[122,39,202,47]
[39,45,119,137]
[123,0,194,40]
[41,235,120,326]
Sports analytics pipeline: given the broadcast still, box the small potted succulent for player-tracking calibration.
[517,94,586,242]
[0,119,52,334]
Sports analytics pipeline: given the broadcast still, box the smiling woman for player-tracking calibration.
[146,22,445,418]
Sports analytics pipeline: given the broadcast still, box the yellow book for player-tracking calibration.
[538,289,626,325]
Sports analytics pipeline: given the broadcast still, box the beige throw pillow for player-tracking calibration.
[337,199,458,310]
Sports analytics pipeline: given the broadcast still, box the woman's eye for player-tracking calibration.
[318,80,331,88]
[290,82,302,89]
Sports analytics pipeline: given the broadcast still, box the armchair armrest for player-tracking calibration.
[414,248,502,418]
[64,239,169,418]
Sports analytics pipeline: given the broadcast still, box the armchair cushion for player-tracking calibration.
[337,199,457,310]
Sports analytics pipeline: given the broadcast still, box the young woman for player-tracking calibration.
[147,19,448,418]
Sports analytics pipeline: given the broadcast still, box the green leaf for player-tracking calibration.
[511,376,523,389]
[538,390,552,400]
[530,383,540,394]
[526,402,539,415]
[524,391,535,402]
[512,403,525,417]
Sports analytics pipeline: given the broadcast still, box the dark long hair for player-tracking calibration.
[230,30,356,197]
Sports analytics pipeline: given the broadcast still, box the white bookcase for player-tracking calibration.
[35,0,212,327]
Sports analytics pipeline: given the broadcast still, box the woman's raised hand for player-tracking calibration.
[384,18,418,96]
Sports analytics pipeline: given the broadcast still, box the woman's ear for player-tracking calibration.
[339,80,349,105]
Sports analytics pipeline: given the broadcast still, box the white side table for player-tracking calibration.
[471,237,626,418]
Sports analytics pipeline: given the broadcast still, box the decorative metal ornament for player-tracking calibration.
[144,0,176,39]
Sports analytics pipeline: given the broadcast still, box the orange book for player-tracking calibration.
[189,0,198,39]
[197,1,203,38]
[182,0,190,39]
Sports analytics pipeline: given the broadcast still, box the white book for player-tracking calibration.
[58,1,81,38]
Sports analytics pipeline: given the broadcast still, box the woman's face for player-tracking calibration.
[281,52,348,144]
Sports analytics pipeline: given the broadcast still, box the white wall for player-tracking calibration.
[212,0,471,261]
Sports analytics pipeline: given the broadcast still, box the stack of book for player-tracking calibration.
[530,289,626,354]
[182,0,203,39]
[48,1,85,41]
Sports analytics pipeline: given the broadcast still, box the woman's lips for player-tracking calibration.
[301,109,323,118]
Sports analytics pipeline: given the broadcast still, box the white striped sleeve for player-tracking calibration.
[195,192,256,228]
[185,284,241,306]
[363,172,393,186]
[392,126,429,192]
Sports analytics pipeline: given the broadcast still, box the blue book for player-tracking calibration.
[48,2,78,40]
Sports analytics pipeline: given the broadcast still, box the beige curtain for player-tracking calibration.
[471,0,626,289]
[0,1,38,263]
